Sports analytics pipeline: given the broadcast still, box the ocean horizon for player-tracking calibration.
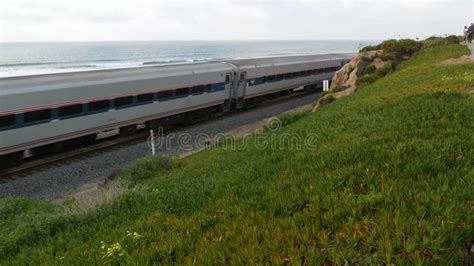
[0,40,378,78]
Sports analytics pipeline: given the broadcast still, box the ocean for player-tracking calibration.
[0,40,376,78]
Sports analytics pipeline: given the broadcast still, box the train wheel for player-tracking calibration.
[0,151,23,170]
[120,125,137,137]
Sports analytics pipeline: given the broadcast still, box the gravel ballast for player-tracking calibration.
[0,93,320,199]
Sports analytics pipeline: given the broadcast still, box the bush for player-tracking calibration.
[318,95,335,106]
[264,112,307,132]
[375,61,396,77]
[330,86,348,93]
[359,44,381,52]
[356,74,380,86]
[421,36,460,50]
[445,35,460,44]
[347,67,355,78]
[380,39,422,61]
[363,64,377,75]
[120,156,183,184]
[360,55,373,62]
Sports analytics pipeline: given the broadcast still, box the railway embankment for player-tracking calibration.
[0,38,473,264]
[313,36,465,110]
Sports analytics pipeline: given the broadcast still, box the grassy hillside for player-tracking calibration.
[1,43,473,264]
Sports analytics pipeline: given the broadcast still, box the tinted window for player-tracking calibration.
[24,109,51,123]
[206,84,213,92]
[89,100,110,112]
[225,75,231,84]
[292,72,299,78]
[276,74,284,80]
[268,75,276,82]
[157,90,173,101]
[114,96,133,107]
[262,76,267,83]
[284,73,292,79]
[0,114,15,128]
[192,85,204,95]
[175,87,189,97]
[137,93,154,103]
[58,104,83,118]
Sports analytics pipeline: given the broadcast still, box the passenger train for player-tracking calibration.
[0,53,352,168]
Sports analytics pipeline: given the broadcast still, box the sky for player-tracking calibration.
[0,0,473,42]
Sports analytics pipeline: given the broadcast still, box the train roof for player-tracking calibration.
[0,61,233,91]
[225,53,354,68]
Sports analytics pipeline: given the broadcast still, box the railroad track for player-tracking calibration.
[0,89,317,181]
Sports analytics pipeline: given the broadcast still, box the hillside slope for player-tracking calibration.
[1,43,473,264]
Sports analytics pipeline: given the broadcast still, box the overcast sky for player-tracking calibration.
[0,0,472,42]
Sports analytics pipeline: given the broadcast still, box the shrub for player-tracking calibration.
[363,64,377,75]
[360,55,373,62]
[445,35,460,44]
[276,112,307,126]
[356,74,380,86]
[347,67,355,78]
[330,85,348,93]
[359,44,381,52]
[119,156,183,184]
[375,61,396,77]
[318,95,335,106]
[264,112,307,132]
[380,39,422,61]
[421,36,459,50]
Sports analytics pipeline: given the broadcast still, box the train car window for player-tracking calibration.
[305,70,312,75]
[205,84,213,92]
[114,96,133,107]
[58,104,83,118]
[24,109,51,124]
[284,73,292,79]
[267,75,276,82]
[276,74,284,80]
[0,114,16,128]
[157,90,173,101]
[192,85,205,95]
[137,93,154,103]
[262,76,267,83]
[240,73,245,81]
[292,72,299,78]
[225,75,231,84]
[175,87,189,97]
[89,100,110,112]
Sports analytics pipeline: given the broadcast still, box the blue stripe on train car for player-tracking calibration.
[247,77,265,86]
[212,82,225,91]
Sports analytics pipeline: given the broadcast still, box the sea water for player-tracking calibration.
[0,40,377,77]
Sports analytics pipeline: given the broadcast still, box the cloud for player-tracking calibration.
[0,0,472,41]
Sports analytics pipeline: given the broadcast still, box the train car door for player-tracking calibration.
[235,71,247,108]
[223,72,234,111]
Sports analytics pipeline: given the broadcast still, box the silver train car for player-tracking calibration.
[0,53,352,167]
